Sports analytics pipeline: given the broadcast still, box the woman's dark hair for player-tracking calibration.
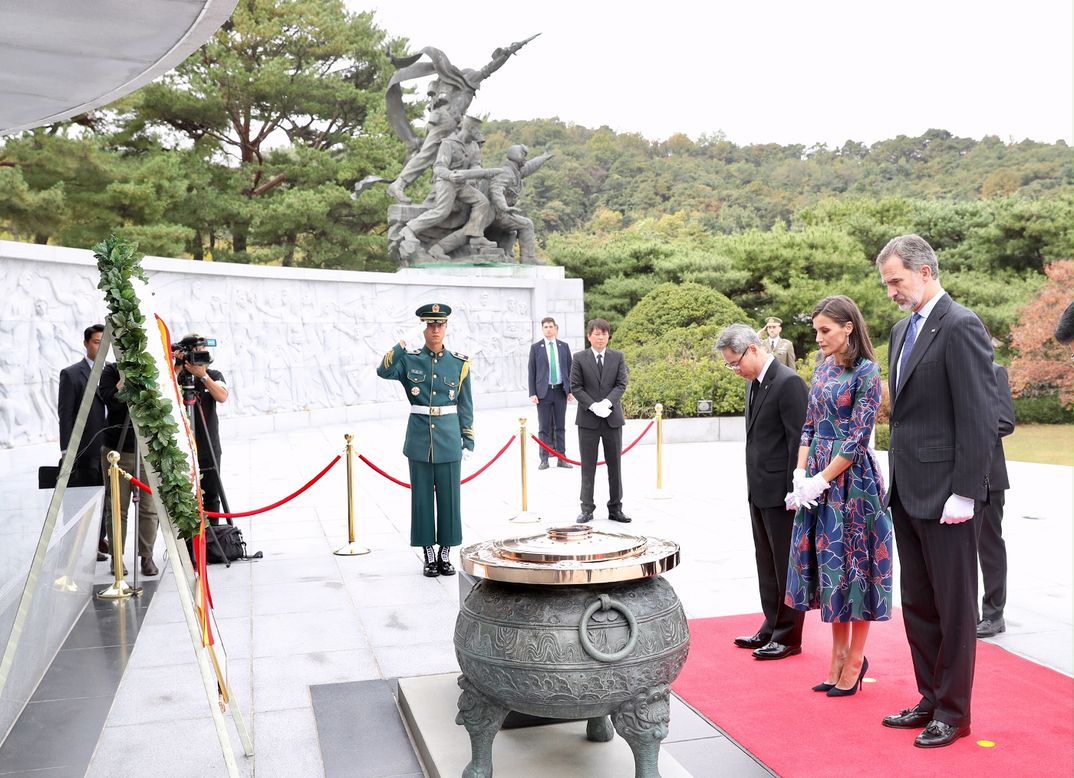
[811,295,875,367]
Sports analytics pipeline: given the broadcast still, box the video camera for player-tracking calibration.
[172,335,217,368]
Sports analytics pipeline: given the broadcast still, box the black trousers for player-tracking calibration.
[749,502,805,647]
[975,490,1007,621]
[578,422,622,514]
[200,458,223,526]
[536,385,568,462]
[891,490,978,727]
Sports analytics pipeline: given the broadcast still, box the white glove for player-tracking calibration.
[462,449,473,462]
[588,402,611,419]
[599,398,613,412]
[796,474,830,508]
[792,468,808,492]
[785,491,802,511]
[940,493,974,524]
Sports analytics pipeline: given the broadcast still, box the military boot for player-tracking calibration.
[437,545,456,576]
[422,545,439,577]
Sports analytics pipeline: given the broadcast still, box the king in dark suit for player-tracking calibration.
[527,316,574,470]
[716,323,808,660]
[877,234,998,749]
[569,318,630,524]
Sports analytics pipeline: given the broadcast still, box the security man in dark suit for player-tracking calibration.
[58,324,108,487]
[377,304,474,576]
[716,323,808,660]
[877,234,998,749]
[528,316,574,470]
[975,362,1015,638]
[58,324,109,560]
[569,318,629,524]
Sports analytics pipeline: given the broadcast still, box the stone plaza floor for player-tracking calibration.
[4,403,1071,776]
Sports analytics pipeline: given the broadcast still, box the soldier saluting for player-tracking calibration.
[377,303,474,576]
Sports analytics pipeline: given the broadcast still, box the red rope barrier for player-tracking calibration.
[358,435,518,488]
[126,456,343,518]
[530,419,655,466]
[461,435,516,484]
[358,454,411,488]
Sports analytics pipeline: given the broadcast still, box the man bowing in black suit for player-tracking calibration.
[570,318,629,524]
[877,234,998,749]
[716,324,808,660]
[528,317,574,470]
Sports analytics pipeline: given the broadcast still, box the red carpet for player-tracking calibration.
[673,611,1073,777]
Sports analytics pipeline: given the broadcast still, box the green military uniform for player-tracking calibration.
[376,304,474,554]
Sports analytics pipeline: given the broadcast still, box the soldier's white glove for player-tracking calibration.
[940,493,974,524]
[462,449,473,462]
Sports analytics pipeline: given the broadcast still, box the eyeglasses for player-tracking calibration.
[725,353,746,371]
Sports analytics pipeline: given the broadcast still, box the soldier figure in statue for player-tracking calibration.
[397,116,495,261]
[456,144,553,263]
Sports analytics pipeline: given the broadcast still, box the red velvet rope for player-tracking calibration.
[358,434,518,488]
[461,435,516,484]
[530,419,655,466]
[127,455,343,518]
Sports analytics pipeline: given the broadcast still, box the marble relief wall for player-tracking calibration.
[0,241,584,450]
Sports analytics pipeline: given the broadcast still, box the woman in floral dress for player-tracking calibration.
[786,295,893,696]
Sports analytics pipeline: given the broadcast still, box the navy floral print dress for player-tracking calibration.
[785,356,893,623]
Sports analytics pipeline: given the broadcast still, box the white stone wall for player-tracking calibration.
[0,240,584,452]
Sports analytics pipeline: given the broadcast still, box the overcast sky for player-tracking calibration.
[354,0,1073,147]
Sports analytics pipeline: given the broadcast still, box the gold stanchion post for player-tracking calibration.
[97,451,142,599]
[335,433,370,556]
[510,418,540,523]
[649,403,672,500]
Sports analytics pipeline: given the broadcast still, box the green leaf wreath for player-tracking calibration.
[93,235,201,539]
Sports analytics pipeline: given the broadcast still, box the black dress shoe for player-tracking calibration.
[914,720,970,748]
[576,512,594,524]
[733,632,770,649]
[976,617,1005,638]
[422,546,439,577]
[557,460,573,468]
[140,556,159,576]
[96,551,108,562]
[752,641,802,660]
[437,546,456,576]
[608,512,632,523]
[538,461,550,470]
[882,705,934,729]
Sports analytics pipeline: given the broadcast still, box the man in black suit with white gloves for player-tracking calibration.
[877,234,998,749]
[569,318,629,524]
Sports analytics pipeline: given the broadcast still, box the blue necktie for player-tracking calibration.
[898,313,922,389]
[548,341,558,384]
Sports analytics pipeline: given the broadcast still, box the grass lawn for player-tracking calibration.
[1004,424,1074,466]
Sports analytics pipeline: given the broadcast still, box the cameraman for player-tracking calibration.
[174,333,228,525]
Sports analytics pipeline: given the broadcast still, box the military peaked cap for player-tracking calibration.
[416,303,452,322]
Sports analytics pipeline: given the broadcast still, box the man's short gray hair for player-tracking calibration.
[715,324,762,355]
[875,234,940,280]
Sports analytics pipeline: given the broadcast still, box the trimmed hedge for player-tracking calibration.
[618,282,753,419]
[1013,394,1074,424]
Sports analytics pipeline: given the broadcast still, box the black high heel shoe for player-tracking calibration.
[812,681,836,692]
[827,657,869,697]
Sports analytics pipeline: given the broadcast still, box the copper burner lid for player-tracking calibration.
[460,525,680,585]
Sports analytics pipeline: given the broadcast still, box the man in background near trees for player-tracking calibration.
[877,233,997,749]
[975,362,1015,638]
[58,324,109,560]
[759,316,796,368]
[528,316,573,470]
[716,323,807,660]
[570,318,629,524]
